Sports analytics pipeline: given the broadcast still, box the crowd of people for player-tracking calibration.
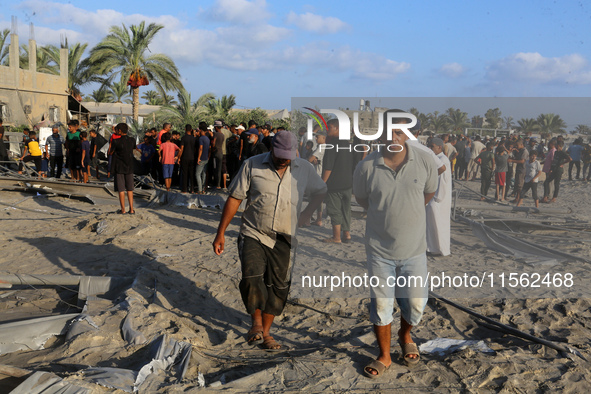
[2,112,590,378]
[433,133,591,206]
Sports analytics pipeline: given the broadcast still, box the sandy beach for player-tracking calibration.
[0,177,590,392]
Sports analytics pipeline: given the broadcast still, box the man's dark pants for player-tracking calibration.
[480,170,493,196]
[238,234,291,316]
[180,159,195,193]
[49,155,64,178]
[325,189,352,232]
[213,154,223,188]
[568,160,581,180]
[544,168,563,199]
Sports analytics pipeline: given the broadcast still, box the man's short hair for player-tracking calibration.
[199,121,208,131]
[80,131,87,139]
[29,130,36,137]
[115,123,128,134]
[162,132,171,142]
[556,140,564,148]
[163,122,171,129]
[89,129,96,134]
[67,120,79,126]
[185,124,193,132]
[248,120,257,128]
[172,130,180,136]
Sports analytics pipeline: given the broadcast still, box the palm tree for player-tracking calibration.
[206,94,236,119]
[141,89,159,105]
[159,89,214,126]
[537,113,566,137]
[89,21,183,121]
[16,43,56,73]
[429,111,449,133]
[471,115,484,128]
[41,41,98,99]
[0,29,11,65]
[573,124,591,135]
[446,108,470,133]
[89,87,113,103]
[516,118,539,135]
[503,116,514,130]
[109,80,131,103]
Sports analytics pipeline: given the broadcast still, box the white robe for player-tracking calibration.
[426,152,452,256]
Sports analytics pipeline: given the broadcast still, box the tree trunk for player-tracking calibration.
[133,87,139,122]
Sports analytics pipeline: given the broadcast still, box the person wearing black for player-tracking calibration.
[454,137,466,180]
[542,140,571,203]
[244,130,268,159]
[240,120,258,163]
[211,120,226,189]
[261,124,273,151]
[179,124,196,193]
[226,125,241,181]
[0,125,8,169]
[109,123,137,214]
[322,118,354,243]
[89,129,107,180]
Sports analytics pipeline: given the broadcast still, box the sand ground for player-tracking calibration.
[0,177,590,392]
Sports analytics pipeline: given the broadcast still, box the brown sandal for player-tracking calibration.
[262,336,285,352]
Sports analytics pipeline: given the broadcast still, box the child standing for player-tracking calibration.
[159,133,179,192]
[517,151,542,207]
[80,131,91,183]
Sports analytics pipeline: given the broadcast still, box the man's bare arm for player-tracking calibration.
[322,169,332,183]
[212,196,242,255]
[424,191,435,206]
[437,164,446,176]
[298,191,326,226]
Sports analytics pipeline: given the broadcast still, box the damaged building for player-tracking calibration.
[0,21,69,129]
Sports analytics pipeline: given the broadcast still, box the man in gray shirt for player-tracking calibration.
[213,131,326,351]
[353,110,437,377]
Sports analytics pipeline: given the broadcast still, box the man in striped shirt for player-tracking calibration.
[46,125,65,178]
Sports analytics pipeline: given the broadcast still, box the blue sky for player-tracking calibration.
[1,0,591,118]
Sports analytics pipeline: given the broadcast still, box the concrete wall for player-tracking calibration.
[0,33,68,128]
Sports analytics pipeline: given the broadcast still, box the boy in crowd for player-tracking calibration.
[159,133,179,192]
[80,131,91,183]
[517,151,542,207]
[19,130,44,177]
[137,135,156,176]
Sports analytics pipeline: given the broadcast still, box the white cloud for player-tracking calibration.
[439,62,466,78]
[201,0,271,24]
[286,11,349,34]
[486,52,591,84]
[8,1,409,80]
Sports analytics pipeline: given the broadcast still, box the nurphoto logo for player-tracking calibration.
[304,108,418,153]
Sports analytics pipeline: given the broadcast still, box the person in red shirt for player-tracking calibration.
[159,132,179,191]
[157,123,172,147]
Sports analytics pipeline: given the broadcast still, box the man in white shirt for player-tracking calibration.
[467,136,485,181]
[426,138,452,256]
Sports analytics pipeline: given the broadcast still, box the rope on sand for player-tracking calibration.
[430,291,588,362]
